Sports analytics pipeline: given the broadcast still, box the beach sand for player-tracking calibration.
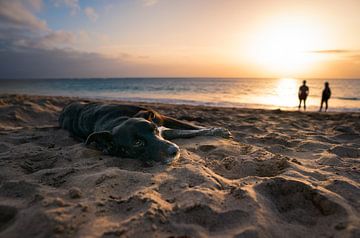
[0,94,359,238]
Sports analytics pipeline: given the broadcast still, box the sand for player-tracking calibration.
[0,94,359,238]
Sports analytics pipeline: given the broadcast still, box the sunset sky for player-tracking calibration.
[1,0,360,78]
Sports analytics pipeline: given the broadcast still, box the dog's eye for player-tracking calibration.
[150,123,158,133]
[134,139,145,147]
[155,127,160,135]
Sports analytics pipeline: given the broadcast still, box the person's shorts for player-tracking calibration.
[299,95,307,100]
[321,97,330,101]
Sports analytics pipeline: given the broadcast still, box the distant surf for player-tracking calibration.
[0,78,359,111]
[334,97,360,101]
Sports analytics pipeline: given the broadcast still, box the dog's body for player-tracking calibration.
[59,102,231,164]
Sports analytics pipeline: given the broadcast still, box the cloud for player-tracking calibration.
[14,30,76,49]
[0,0,145,79]
[52,0,80,15]
[0,47,145,78]
[309,49,360,64]
[309,49,354,54]
[26,0,43,12]
[0,0,76,52]
[0,0,47,31]
[0,0,158,79]
[84,7,98,22]
[52,1,100,22]
[142,0,159,7]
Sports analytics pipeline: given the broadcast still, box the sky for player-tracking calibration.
[0,0,360,79]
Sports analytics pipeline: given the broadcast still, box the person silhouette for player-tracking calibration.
[298,80,309,110]
[320,82,331,112]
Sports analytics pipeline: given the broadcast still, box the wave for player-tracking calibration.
[1,78,359,111]
[335,97,360,101]
[86,95,360,112]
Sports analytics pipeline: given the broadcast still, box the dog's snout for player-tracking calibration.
[167,145,179,157]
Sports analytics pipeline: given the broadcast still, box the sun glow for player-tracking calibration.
[239,78,300,109]
[255,78,298,108]
[273,78,298,106]
[247,16,322,76]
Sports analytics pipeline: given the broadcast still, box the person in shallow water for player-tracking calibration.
[298,80,309,110]
[320,82,331,112]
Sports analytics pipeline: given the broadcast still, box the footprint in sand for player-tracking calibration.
[316,153,344,166]
[330,145,360,158]
[333,125,356,134]
[170,204,249,233]
[21,151,58,174]
[0,180,38,199]
[0,205,17,232]
[97,194,150,218]
[205,153,289,179]
[36,167,77,187]
[325,179,360,211]
[255,177,348,226]
[297,141,331,152]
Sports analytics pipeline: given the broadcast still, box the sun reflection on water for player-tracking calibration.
[274,78,298,107]
[252,78,298,108]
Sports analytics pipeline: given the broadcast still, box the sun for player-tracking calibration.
[247,16,321,76]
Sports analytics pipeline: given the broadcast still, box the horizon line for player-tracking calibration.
[1,77,360,80]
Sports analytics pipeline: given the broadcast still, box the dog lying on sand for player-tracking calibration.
[59,102,231,164]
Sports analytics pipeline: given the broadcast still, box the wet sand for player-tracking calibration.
[0,94,359,238]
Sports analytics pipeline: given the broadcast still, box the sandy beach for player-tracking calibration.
[0,94,359,238]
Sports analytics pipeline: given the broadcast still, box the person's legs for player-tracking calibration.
[298,99,302,109]
[304,99,306,110]
[325,99,328,112]
[320,99,324,111]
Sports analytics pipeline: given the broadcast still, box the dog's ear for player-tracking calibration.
[85,131,113,152]
[134,110,156,121]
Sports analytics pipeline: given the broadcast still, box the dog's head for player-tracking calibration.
[85,118,180,164]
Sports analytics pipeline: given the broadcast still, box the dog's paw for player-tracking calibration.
[208,127,232,138]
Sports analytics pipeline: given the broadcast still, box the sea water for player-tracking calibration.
[0,78,359,111]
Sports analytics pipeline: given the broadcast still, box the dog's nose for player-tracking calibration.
[167,145,179,157]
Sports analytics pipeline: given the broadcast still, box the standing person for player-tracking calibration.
[320,82,331,112]
[298,80,309,110]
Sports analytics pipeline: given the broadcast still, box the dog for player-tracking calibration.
[59,102,231,164]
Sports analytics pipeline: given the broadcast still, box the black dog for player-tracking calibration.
[59,102,231,164]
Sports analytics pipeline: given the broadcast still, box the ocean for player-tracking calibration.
[0,78,359,111]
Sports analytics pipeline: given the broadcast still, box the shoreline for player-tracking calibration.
[0,94,359,237]
[1,77,359,112]
[1,93,359,113]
